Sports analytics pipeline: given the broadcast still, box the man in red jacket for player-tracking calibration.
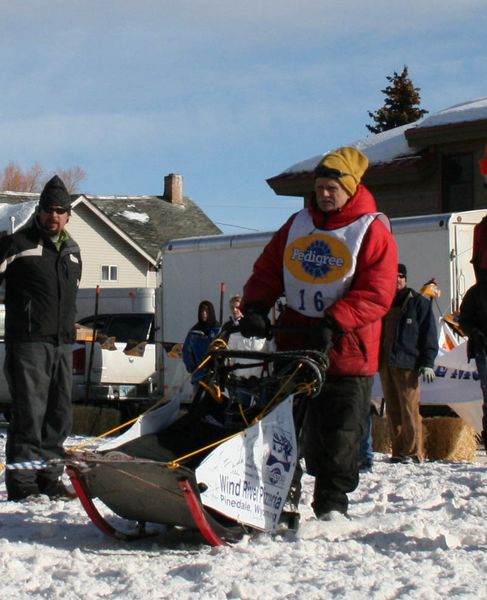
[240,146,398,520]
[471,145,487,283]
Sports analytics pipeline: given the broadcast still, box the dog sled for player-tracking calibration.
[67,345,328,546]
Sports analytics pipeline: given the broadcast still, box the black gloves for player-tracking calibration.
[240,306,339,351]
[240,306,271,339]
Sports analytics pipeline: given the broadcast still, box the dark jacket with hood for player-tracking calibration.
[384,287,438,370]
[0,217,82,344]
[182,300,220,383]
[242,184,398,376]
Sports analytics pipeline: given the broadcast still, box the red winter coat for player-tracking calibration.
[242,184,398,376]
[471,216,487,282]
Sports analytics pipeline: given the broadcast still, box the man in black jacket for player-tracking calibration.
[458,280,487,451]
[379,264,438,464]
[0,175,82,501]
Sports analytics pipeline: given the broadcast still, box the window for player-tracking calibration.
[77,314,154,343]
[441,153,474,212]
[76,315,109,332]
[101,265,118,281]
[107,315,154,342]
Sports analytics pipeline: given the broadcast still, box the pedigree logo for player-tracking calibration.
[284,234,352,283]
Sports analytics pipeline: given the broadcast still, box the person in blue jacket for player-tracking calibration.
[379,264,438,464]
[182,300,220,393]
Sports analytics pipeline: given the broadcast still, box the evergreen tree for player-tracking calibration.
[366,66,428,134]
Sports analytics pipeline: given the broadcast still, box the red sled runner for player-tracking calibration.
[67,455,242,545]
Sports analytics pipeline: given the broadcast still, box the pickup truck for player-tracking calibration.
[73,312,157,404]
[0,306,157,417]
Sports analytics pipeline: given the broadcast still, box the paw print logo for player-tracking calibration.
[301,240,333,278]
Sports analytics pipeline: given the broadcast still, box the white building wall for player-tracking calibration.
[68,204,157,288]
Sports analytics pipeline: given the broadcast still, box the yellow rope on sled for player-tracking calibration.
[167,361,307,468]
[66,370,197,453]
[166,430,243,469]
[67,338,229,454]
[66,416,142,453]
[67,370,195,453]
[238,403,250,427]
[249,362,303,425]
[194,338,228,371]
[66,343,316,474]
[198,381,223,403]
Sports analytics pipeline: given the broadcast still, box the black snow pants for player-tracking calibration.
[4,342,73,499]
[302,375,372,516]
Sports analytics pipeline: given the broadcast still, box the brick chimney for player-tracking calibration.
[164,173,183,205]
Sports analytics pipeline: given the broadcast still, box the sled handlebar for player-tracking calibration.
[222,323,333,355]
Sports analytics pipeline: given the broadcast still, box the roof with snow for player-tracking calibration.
[268,97,487,192]
[81,194,221,259]
[0,193,39,234]
[0,192,221,260]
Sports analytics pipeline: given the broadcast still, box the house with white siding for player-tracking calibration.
[0,173,221,289]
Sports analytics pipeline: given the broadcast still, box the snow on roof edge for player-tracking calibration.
[281,97,487,176]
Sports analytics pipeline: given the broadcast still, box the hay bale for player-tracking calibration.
[371,414,391,453]
[72,404,121,437]
[371,414,477,462]
[424,416,477,462]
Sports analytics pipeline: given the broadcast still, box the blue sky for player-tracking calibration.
[1,1,486,233]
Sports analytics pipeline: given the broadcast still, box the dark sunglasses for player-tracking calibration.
[42,207,69,215]
[398,274,406,279]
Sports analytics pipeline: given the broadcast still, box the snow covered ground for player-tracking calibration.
[1,425,487,600]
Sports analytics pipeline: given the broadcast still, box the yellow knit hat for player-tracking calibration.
[479,145,487,175]
[315,146,369,196]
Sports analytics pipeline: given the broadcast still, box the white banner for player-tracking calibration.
[195,396,297,532]
[98,393,181,451]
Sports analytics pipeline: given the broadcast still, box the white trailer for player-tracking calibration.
[156,210,486,403]
[156,232,274,401]
[391,210,485,317]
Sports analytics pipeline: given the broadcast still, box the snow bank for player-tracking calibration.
[1,430,486,599]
